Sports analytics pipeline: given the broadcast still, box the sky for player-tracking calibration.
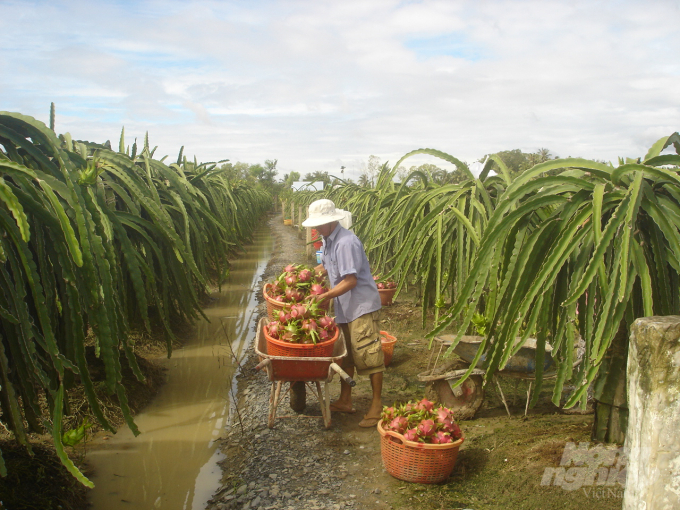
[2,0,679,182]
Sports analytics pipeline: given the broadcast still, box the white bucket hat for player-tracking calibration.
[301,199,346,227]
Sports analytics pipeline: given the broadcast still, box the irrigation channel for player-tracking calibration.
[86,226,274,509]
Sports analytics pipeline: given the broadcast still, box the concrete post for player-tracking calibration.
[624,316,680,509]
[290,202,294,226]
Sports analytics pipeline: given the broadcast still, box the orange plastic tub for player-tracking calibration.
[263,326,339,380]
[380,331,397,367]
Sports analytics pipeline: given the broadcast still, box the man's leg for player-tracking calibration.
[366,371,383,419]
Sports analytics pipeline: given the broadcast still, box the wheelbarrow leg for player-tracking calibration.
[494,375,512,417]
[269,381,282,428]
[524,381,532,417]
[317,381,331,429]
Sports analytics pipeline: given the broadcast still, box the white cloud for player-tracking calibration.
[1,0,678,178]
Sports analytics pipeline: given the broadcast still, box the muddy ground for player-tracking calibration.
[206,213,624,510]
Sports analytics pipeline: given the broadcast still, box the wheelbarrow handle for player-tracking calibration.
[330,362,356,387]
[255,358,271,371]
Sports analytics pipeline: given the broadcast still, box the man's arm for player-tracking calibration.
[318,273,357,304]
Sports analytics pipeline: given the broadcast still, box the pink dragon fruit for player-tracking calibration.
[301,318,317,332]
[267,321,281,339]
[417,419,436,437]
[436,406,453,423]
[310,283,326,296]
[382,406,396,422]
[298,269,313,282]
[317,315,335,330]
[431,431,453,444]
[388,416,408,434]
[403,429,420,442]
[415,398,435,413]
[380,399,463,445]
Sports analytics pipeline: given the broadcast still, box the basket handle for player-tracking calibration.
[382,429,406,445]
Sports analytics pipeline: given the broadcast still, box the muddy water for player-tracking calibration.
[87,227,273,509]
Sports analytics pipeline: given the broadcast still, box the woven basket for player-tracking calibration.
[380,331,397,367]
[377,420,464,484]
[263,283,329,321]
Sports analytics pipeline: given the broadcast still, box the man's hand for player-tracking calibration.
[317,274,357,303]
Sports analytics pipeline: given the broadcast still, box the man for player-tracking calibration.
[301,199,384,428]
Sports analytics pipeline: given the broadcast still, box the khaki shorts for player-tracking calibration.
[340,311,384,376]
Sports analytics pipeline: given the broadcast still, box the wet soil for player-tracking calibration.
[206,213,624,510]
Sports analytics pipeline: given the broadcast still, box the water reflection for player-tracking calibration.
[87,227,273,509]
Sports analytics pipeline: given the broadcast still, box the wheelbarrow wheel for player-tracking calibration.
[290,381,306,412]
[429,375,484,420]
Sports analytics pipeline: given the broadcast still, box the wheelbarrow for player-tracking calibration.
[418,335,558,418]
[254,317,355,428]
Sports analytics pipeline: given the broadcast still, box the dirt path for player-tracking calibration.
[207,213,395,510]
[205,212,622,510]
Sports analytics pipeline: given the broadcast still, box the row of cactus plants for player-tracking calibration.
[0,111,271,485]
[291,133,680,442]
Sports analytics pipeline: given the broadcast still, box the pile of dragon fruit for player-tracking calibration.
[266,301,337,344]
[266,263,329,303]
[381,398,462,444]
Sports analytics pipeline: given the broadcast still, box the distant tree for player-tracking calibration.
[357,173,372,187]
[365,155,381,186]
[481,148,557,177]
[250,159,278,189]
[303,171,331,187]
[219,161,252,183]
[282,171,301,187]
[395,165,410,183]
[400,163,468,187]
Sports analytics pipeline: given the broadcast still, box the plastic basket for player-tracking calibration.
[265,327,338,358]
[380,331,397,367]
[283,219,293,226]
[377,420,464,484]
[263,284,330,321]
[263,284,287,320]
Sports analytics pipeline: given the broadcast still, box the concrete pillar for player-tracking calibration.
[290,202,294,226]
[624,316,680,509]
